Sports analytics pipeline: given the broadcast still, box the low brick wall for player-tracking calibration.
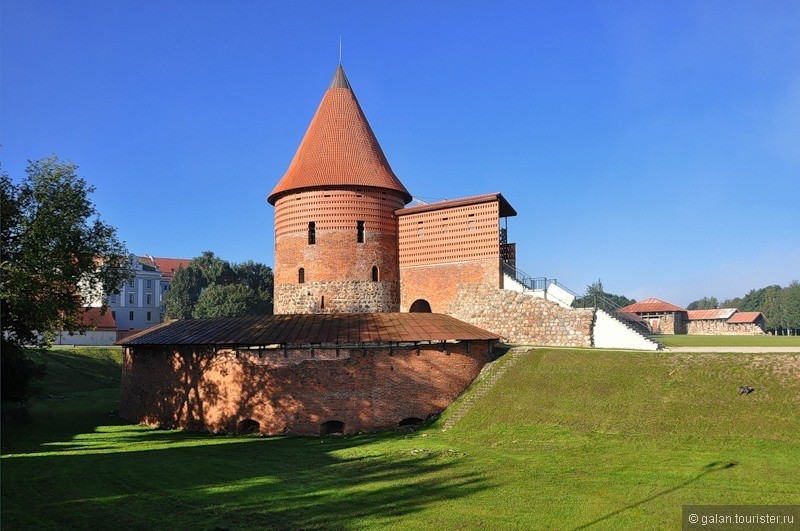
[120,340,491,435]
[447,284,594,347]
[687,320,766,335]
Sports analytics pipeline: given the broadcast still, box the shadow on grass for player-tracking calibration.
[574,461,738,529]
[3,427,491,529]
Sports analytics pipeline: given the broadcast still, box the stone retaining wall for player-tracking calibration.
[276,280,399,314]
[447,284,594,347]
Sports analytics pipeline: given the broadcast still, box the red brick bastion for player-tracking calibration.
[119,313,499,436]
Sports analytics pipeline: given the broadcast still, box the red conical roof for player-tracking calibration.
[268,65,411,205]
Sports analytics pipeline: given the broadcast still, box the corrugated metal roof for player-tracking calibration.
[686,308,737,320]
[619,298,686,313]
[117,313,501,346]
[396,192,518,218]
[726,311,764,324]
[268,65,411,205]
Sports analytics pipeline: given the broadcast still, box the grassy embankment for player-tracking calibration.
[655,334,800,348]
[2,346,799,529]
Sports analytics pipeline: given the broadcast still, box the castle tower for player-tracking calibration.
[268,65,412,314]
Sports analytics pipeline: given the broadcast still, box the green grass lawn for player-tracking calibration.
[655,334,800,347]
[2,346,799,529]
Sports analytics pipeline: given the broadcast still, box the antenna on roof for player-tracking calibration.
[339,35,342,64]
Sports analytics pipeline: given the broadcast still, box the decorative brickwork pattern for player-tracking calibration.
[447,284,594,347]
[273,188,405,314]
[120,340,492,436]
[276,280,400,314]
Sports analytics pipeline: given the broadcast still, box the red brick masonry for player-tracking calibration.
[120,341,492,435]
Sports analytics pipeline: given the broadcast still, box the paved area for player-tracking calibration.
[664,346,800,353]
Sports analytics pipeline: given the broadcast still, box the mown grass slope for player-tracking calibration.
[655,334,800,348]
[2,347,798,529]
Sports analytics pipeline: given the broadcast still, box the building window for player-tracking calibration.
[110,294,117,304]
[128,293,135,304]
[162,284,169,292]
[147,279,152,288]
[146,294,152,305]
[357,220,364,243]
[298,268,305,284]
[128,280,135,288]
[147,311,152,321]
[372,266,379,282]
[129,311,134,321]
[308,222,316,244]
[111,311,116,320]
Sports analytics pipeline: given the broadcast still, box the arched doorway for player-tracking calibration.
[237,419,260,435]
[409,299,432,313]
[320,420,345,436]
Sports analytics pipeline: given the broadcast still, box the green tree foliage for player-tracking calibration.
[686,297,719,310]
[1,157,131,400]
[720,297,743,308]
[573,279,636,310]
[193,284,256,318]
[163,252,273,320]
[719,282,800,334]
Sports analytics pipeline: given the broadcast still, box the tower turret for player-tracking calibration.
[269,65,410,314]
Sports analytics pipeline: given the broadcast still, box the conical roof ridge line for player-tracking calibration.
[268,65,411,205]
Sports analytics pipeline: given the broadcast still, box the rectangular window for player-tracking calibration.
[129,311,134,321]
[146,294,152,305]
[147,311,152,321]
[128,293,135,304]
[357,221,365,243]
[308,221,316,244]
[111,311,116,320]
[110,294,117,304]
[146,279,152,288]
[128,280,134,288]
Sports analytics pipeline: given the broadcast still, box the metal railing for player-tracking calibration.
[502,259,653,338]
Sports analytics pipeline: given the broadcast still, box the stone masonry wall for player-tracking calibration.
[120,340,492,436]
[276,280,400,314]
[687,320,766,335]
[447,284,594,347]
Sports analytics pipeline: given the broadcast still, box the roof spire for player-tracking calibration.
[339,35,342,64]
[329,63,351,89]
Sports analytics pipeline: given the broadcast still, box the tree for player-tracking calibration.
[720,297,743,309]
[163,252,273,319]
[687,297,719,310]
[1,157,131,400]
[573,279,636,310]
[193,284,256,318]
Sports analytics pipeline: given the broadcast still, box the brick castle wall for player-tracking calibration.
[447,284,594,347]
[686,320,766,335]
[400,260,499,313]
[120,341,492,436]
[273,187,405,314]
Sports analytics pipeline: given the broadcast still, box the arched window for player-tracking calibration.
[298,268,305,284]
[357,220,365,243]
[308,221,316,244]
[371,266,379,282]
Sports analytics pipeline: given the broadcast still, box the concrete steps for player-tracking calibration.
[441,346,530,431]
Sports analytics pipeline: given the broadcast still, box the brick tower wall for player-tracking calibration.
[398,199,502,312]
[119,340,492,436]
[273,187,406,313]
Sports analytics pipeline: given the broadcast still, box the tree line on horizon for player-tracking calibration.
[686,282,800,335]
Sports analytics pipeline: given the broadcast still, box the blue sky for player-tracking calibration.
[2,1,798,306]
